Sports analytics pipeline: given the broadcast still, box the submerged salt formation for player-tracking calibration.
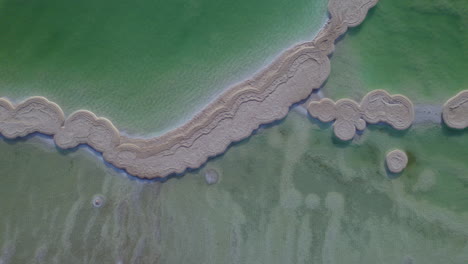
[442,90,468,129]
[385,149,408,174]
[0,0,379,179]
[204,169,219,185]
[92,195,105,208]
[307,90,414,140]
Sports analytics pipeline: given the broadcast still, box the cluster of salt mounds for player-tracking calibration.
[308,90,414,140]
[0,0,379,179]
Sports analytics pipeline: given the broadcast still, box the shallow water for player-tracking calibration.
[324,0,468,104]
[1,0,467,263]
[0,111,467,263]
[0,0,327,134]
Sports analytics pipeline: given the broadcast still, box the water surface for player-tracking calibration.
[1,111,467,263]
[0,0,328,134]
[324,0,467,103]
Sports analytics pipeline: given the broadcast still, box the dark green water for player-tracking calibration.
[0,0,327,134]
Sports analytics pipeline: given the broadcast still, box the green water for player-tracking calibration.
[324,0,468,103]
[1,0,467,263]
[1,111,467,263]
[0,0,327,134]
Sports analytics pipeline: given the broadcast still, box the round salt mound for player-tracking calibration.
[92,194,105,208]
[385,149,408,174]
[204,169,219,185]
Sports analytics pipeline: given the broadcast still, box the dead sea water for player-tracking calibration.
[324,0,468,103]
[0,0,327,134]
[1,0,468,263]
[0,112,467,263]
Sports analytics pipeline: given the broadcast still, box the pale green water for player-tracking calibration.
[0,0,327,134]
[324,0,468,103]
[1,111,467,263]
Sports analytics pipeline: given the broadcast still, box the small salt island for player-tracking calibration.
[385,149,408,174]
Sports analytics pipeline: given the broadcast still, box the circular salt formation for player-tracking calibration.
[204,169,219,185]
[92,195,105,208]
[308,98,336,122]
[333,120,356,141]
[385,149,408,174]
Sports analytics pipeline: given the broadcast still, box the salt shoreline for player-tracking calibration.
[0,0,379,179]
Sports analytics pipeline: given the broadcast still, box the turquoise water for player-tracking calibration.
[0,111,467,263]
[0,0,327,134]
